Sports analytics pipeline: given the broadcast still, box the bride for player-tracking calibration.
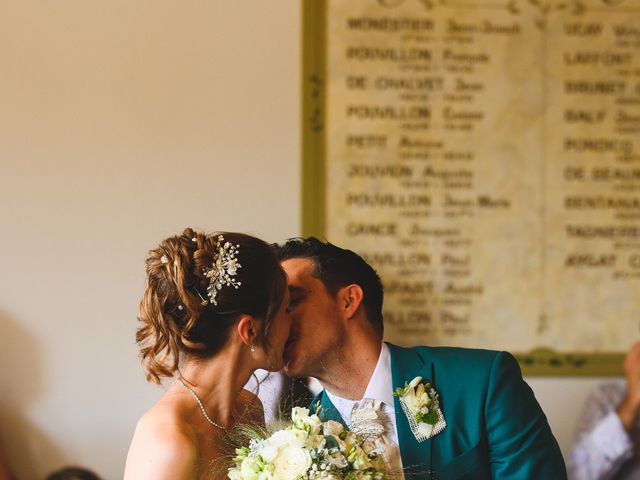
[124,228,290,479]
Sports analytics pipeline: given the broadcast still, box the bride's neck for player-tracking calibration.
[178,346,253,427]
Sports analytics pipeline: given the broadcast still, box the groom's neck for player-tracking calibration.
[320,336,382,400]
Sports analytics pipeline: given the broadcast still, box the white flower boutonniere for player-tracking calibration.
[394,376,446,442]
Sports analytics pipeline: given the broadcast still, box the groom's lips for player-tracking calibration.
[283,336,297,359]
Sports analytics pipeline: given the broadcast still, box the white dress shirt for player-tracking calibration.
[325,343,400,446]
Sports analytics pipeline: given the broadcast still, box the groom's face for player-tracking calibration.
[281,257,344,378]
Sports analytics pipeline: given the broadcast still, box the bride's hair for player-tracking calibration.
[137,227,287,383]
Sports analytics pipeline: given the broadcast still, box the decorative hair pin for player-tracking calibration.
[160,255,168,264]
[196,291,209,307]
[203,235,242,306]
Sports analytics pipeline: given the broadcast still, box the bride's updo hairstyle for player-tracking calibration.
[137,228,286,383]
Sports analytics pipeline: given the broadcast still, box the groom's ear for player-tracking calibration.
[339,284,364,319]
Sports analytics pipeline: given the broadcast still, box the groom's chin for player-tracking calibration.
[283,365,303,379]
[282,354,301,378]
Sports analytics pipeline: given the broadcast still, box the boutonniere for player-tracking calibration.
[394,376,446,442]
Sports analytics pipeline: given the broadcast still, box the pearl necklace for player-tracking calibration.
[177,378,226,430]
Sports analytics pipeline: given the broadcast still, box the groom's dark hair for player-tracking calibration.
[276,237,384,334]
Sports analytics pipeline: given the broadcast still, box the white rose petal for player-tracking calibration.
[240,458,262,480]
[306,414,323,435]
[258,471,274,480]
[260,445,279,463]
[408,376,422,388]
[272,445,312,479]
[291,407,310,423]
[269,429,308,448]
[291,429,310,446]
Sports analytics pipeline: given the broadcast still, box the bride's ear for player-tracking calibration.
[236,315,259,349]
[339,284,364,319]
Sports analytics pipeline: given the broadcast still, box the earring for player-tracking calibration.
[250,345,255,353]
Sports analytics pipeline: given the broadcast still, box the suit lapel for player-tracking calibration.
[388,343,434,477]
[310,390,348,427]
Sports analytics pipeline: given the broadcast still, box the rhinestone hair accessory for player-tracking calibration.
[203,235,242,306]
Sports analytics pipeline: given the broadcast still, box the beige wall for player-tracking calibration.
[0,2,300,478]
[0,1,618,478]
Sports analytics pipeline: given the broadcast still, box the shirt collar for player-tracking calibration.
[325,342,395,408]
[362,342,395,407]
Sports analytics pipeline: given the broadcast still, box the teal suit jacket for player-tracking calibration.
[311,343,567,479]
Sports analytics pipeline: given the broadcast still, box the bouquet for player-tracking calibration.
[228,407,387,480]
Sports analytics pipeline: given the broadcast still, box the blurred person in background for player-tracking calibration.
[569,342,640,479]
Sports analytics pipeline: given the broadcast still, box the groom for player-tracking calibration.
[277,237,567,479]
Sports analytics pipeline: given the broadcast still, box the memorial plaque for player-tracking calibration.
[302,0,640,375]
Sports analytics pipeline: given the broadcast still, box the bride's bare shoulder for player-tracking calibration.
[236,388,265,425]
[124,400,198,479]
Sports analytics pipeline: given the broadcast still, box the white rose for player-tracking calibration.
[305,414,323,435]
[272,445,312,479]
[228,469,241,480]
[291,407,310,423]
[260,444,279,463]
[269,429,308,448]
[258,470,274,480]
[240,458,262,480]
[322,420,344,437]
